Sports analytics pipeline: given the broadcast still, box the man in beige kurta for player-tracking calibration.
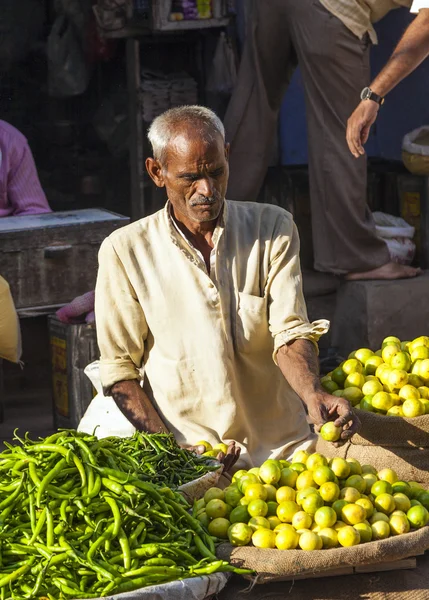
[95,106,359,469]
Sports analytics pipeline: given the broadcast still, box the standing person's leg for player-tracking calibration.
[224,0,294,201]
[286,0,419,279]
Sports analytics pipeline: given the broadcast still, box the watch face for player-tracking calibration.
[361,87,370,100]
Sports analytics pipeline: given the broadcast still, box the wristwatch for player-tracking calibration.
[360,87,385,106]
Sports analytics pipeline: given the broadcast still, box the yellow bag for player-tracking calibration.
[0,275,21,363]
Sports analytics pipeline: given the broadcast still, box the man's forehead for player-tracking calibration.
[164,129,225,167]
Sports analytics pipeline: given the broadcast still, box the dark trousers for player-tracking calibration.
[224,0,390,275]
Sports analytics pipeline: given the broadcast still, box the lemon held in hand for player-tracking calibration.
[320,421,342,442]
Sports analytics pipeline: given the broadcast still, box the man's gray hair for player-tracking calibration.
[147,105,225,162]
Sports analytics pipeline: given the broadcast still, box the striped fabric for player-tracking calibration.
[319,0,412,43]
[0,120,51,217]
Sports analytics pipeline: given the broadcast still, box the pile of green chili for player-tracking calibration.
[0,430,250,599]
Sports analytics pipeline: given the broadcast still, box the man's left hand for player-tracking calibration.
[187,441,241,473]
[346,100,379,158]
[306,392,361,446]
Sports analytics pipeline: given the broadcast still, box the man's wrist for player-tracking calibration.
[360,86,384,105]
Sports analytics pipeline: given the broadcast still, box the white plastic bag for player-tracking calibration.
[403,126,429,157]
[373,211,416,265]
[206,32,237,95]
[78,361,137,438]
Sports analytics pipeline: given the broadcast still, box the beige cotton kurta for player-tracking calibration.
[95,200,329,468]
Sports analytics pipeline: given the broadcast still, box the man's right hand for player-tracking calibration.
[188,441,241,473]
[346,100,379,158]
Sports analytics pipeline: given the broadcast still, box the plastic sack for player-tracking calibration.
[402,126,429,175]
[373,211,416,266]
[47,15,90,97]
[0,276,22,363]
[77,361,137,438]
[206,32,237,95]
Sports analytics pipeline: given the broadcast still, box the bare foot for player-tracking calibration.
[345,262,422,282]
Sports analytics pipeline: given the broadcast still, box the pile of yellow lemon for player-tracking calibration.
[195,452,429,550]
[321,336,429,417]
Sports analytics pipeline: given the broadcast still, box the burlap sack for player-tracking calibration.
[216,527,429,584]
[316,410,429,486]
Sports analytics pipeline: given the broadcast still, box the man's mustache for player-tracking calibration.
[189,195,219,207]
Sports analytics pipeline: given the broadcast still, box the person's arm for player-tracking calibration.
[267,213,360,443]
[277,339,360,443]
[8,141,52,215]
[347,8,429,158]
[95,237,166,432]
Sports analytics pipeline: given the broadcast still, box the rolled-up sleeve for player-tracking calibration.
[266,213,330,364]
[95,237,148,395]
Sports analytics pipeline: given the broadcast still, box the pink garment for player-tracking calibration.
[0,120,52,217]
[56,291,95,324]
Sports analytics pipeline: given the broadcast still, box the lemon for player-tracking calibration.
[245,483,268,502]
[208,517,230,539]
[382,336,401,348]
[302,493,324,516]
[275,525,300,549]
[374,493,396,515]
[197,511,210,528]
[364,356,384,376]
[362,379,383,396]
[259,461,282,485]
[296,487,319,506]
[239,497,250,506]
[399,385,421,401]
[401,341,411,351]
[341,504,366,525]
[195,440,213,452]
[340,487,361,503]
[390,352,412,372]
[371,480,392,496]
[362,464,377,475]
[370,511,389,524]
[306,453,328,471]
[247,467,261,478]
[213,442,229,455]
[313,466,336,486]
[292,511,313,530]
[337,525,360,547]
[331,367,347,387]
[386,369,408,391]
[344,373,366,389]
[382,344,400,364]
[402,398,425,418]
[407,505,429,528]
[392,481,412,497]
[342,358,363,375]
[204,487,225,503]
[292,450,310,465]
[274,523,294,532]
[299,531,323,551]
[341,387,364,406]
[278,468,298,488]
[354,348,374,364]
[409,336,429,351]
[319,422,342,443]
[314,507,337,528]
[376,468,398,485]
[267,515,282,530]
[276,486,296,504]
[319,482,340,503]
[371,391,393,412]
[224,486,243,507]
[247,499,268,518]
[356,497,374,519]
[371,520,390,540]
[206,499,228,519]
[228,522,253,546]
[290,462,306,474]
[248,516,271,531]
[387,406,404,417]
[345,474,366,494]
[237,474,259,493]
[393,493,411,512]
[375,363,391,383]
[409,375,425,389]
[252,528,276,549]
[346,458,362,476]
[354,522,373,543]
[277,500,300,523]
[322,379,340,393]
[412,360,423,376]
[316,527,338,549]
[267,501,279,517]
[263,485,278,502]
[329,457,351,479]
[331,499,348,519]
[232,469,248,483]
[420,398,429,414]
[389,513,410,535]
[229,505,250,524]
[363,473,378,494]
[296,471,315,490]
[418,386,429,399]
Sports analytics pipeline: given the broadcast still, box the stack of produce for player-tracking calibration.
[194,451,429,551]
[0,431,250,598]
[321,335,429,418]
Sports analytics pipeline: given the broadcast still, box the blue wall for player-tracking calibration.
[279,8,429,165]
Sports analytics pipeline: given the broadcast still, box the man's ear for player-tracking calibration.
[146,157,165,188]
[224,143,230,161]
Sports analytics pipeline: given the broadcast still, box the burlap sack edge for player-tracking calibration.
[217,527,429,584]
[351,410,429,448]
